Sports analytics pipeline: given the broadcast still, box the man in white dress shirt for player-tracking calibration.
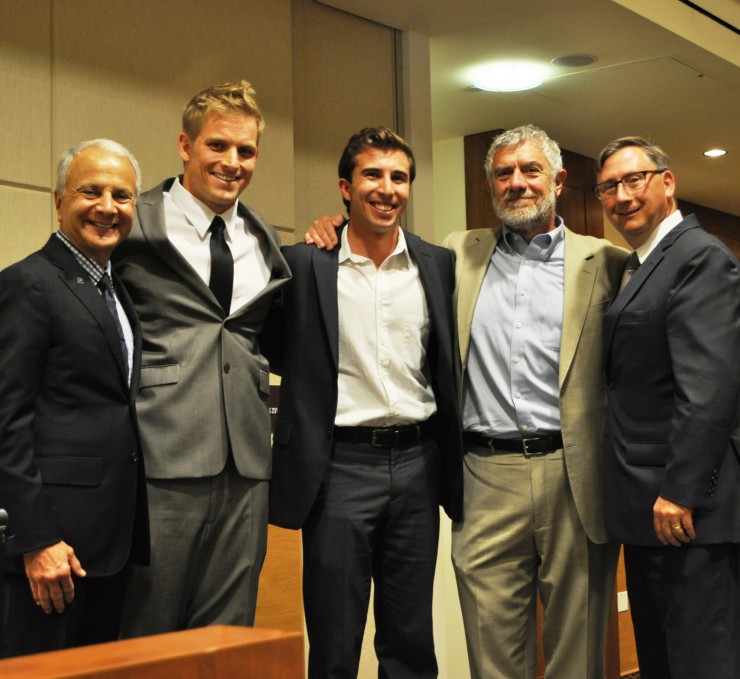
[264,127,463,678]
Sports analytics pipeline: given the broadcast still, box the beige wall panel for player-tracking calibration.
[433,137,466,244]
[0,186,54,268]
[0,0,52,188]
[51,0,295,228]
[291,0,396,233]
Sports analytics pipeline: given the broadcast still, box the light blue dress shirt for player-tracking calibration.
[463,220,565,437]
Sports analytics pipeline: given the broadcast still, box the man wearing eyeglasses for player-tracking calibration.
[596,137,740,679]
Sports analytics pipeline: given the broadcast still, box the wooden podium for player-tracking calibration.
[0,625,303,678]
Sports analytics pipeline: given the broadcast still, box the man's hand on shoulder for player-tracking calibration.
[24,541,86,614]
[304,214,345,250]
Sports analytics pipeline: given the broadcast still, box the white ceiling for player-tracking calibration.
[318,0,740,218]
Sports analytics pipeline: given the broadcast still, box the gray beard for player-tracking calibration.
[493,188,557,234]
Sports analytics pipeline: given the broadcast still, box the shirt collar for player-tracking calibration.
[634,209,683,263]
[168,176,239,238]
[55,230,109,284]
[502,215,564,260]
[338,222,410,266]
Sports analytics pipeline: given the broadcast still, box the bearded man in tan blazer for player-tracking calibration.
[444,125,626,679]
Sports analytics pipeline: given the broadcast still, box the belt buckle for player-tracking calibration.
[522,438,546,457]
[371,428,396,447]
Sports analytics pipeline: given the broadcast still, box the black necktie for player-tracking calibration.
[209,216,233,313]
[619,251,640,292]
[98,273,129,367]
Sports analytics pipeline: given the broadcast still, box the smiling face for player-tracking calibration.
[490,139,565,239]
[597,145,675,248]
[178,111,260,214]
[54,146,136,266]
[339,148,411,237]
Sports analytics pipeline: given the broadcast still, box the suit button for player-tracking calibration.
[131,451,139,463]
[224,363,231,374]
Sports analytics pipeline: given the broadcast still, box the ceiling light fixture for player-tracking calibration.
[703,148,727,157]
[473,61,547,92]
[551,54,597,68]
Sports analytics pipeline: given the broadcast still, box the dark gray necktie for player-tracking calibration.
[209,216,233,313]
[98,273,129,366]
[619,251,640,292]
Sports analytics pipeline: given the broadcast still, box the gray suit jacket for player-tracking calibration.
[113,178,291,480]
[444,226,626,543]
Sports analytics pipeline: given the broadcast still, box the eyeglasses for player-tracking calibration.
[593,169,667,200]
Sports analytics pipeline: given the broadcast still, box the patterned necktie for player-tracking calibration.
[98,273,129,366]
[619,251,640,292]
[209,216,233,313]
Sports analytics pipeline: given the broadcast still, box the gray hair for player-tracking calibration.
[55,139,142,197]
[484,124,563,183]
[595,136,670,173]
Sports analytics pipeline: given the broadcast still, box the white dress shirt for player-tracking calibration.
[633,209,684,264]
[164,177,271,313]
[335,226,437,427]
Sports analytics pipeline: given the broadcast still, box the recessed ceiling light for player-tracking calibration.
[473,62,546,92]
[551,54,597,68]
[704,148,727,157]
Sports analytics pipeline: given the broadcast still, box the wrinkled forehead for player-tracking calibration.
[495,139,549,168]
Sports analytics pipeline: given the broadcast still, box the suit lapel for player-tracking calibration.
[406,231,452,359]
[136,181,209,298]
[232,203,292,316]
[560,228,597,386]
[45,238,130,384]
[603,217,698,355]
[458,229,499,365]
[113,268,142,395]
[312,242,340,369]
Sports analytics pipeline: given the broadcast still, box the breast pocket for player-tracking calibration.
[140,364,180,388]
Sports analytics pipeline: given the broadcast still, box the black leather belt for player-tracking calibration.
[333,421,432,448]
[463,432,563,457]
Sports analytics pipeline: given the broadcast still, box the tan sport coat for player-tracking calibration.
[444,226,626,542]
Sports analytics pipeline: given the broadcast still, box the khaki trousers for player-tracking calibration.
[452,445,618,679]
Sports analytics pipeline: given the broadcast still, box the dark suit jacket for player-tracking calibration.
[603,215,740,545]
[113,178,291,480]
[265,227,463,529]
[0,236,149,576]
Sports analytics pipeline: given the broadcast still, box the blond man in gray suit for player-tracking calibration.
[114,81,290,636]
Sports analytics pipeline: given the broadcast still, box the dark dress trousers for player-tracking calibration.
[264,227,463,678]
[603,215,740,679]
[0,236,148,657]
